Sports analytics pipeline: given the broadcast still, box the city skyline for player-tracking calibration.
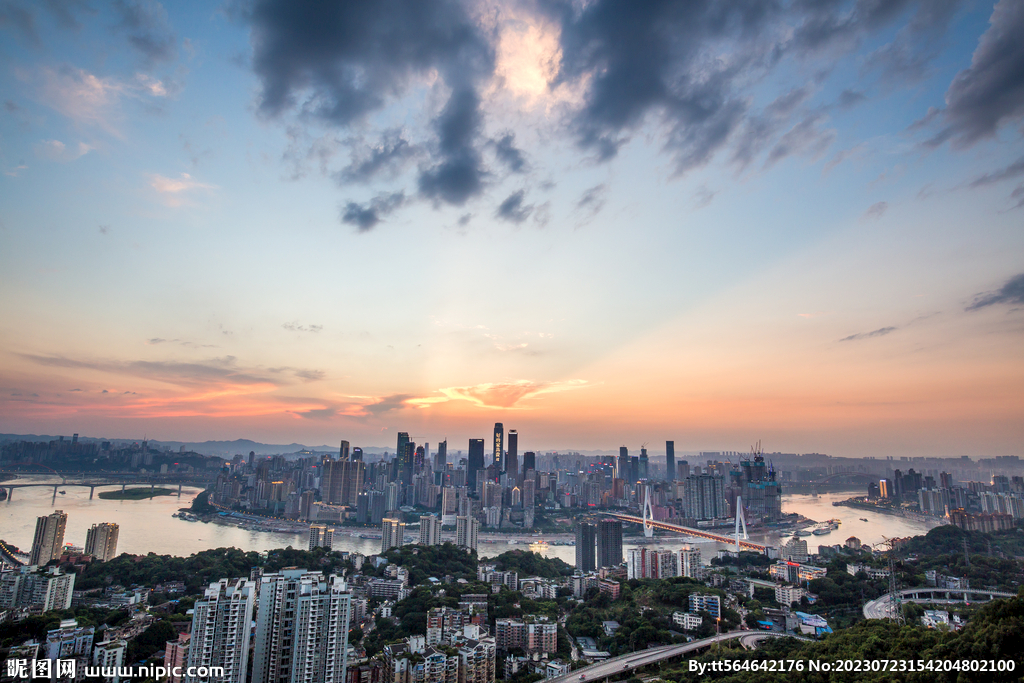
[1,2,1023,458]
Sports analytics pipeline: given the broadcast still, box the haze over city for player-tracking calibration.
[1,1,1023,456]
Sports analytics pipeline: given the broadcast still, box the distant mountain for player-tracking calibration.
[0,433,395,458]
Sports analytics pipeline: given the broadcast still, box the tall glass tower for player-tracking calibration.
[492,423,504,476]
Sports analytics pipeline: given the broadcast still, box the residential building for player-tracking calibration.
[252,570,352,683]
[680,546,702,579]
[382,519,405,553]
[309,524,334,551]
[775,585,805,606]
[30,510,67,566]
[84,522,119,562]
[672,612,703,630]
[596,520,622,568]
[456,516,479,552]
[0,565,74,611]
[164,633,191,683]
[419,515,443,546]
[575,522,596,572]
[185,578,256,683]
[688,593,720,619]
[93,640,127,683]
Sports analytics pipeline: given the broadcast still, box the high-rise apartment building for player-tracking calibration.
[683,475,728,521]
[309,524,334,551]
[185,579,255,683]
[321,457,365,507]
[666,441,675,481]
[468,439,485,490]
[419,515,443,546]
[251,570,352,683]
[0,566,75,611]
[84,522,119,562]
[164,633,190,683]
[30,510,67,566]
[456,516,479,552]
[381,519,405,553]
[492,424,504,476]
[575,522,596,572]
[596,520,622,568]
[680,546,702,579]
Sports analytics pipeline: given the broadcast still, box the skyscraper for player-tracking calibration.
[467,439,485,490]
[456,515,479,552]
[665,441,675,481]
[617,447,629,483]
[352,447,363,462]
[321,457,364,507]
[251,570,351,683]
[84,522,119,562]
[492,423,504,475]
[522,451,535,473]
[506,430,518,483]
[30,510,67,566]
[436,440,447,471]
[575,522,596,572]
[596,520,623,568]
[339,440,350,460]
[185,579,255,683]
[638,448,649,481]
[381,518,405,552]
[419,515,443,546]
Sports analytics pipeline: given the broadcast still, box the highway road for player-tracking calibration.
[863,588,1017,620]
[545,632,807,683]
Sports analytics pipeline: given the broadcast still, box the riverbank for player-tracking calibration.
[832,497,948,525]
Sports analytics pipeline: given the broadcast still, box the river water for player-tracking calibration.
[0,478,942,564]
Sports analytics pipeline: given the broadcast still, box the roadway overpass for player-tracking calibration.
[604,513,769,553]
[546,632,808,683]
[863,588,1017,620]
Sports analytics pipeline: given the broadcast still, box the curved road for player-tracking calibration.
[863,588,1017,620]
[547,632,808,683]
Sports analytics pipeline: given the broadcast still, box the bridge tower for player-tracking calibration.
[734,496,748,551]
[642,485,655,538]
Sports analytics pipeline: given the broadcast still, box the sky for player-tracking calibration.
[1,0,1023,458]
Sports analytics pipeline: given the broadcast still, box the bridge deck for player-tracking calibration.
[606,513,768,552]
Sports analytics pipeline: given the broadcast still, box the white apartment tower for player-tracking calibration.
[419,515,443,546]
[84,523,120,562]
[251,570,352,683]
[381,519,405,553]
[308,524,334,551]
[185,579,255,683]
[456,516,479,552]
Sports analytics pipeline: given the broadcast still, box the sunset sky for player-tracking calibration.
[1,0,1022,457]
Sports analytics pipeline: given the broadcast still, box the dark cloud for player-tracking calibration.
[20,354,276,387]
[336,129,418,184]
[732,87,811,171]
[340,191,406,232]
[860,0,962,85]
[495,190,533,224]
[249,0,491,124]
[293,369,325,381]
[576,184,607,216]
[764,112,835,168]
[114,0,176,65]
[493,132,527,173]
[417,89,486,205]
[457,213,472,226]
[295,407,337,419]
[548,0,779,172]
[928,0,1024,148]
[1012,184,1024,209]
[969,156,1024,187]
[0,0,38,43]
[363,394,413,415]
[835,89,867,109]
[863,200,888,219]
[839,326,898,342]
[966,273,1024,310]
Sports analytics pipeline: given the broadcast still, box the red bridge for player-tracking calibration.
[604,513,769,553]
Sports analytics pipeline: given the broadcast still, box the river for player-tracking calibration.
[0,478,943,564]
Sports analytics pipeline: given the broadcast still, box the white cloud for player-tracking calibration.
[35,139,93,162]
[148,172,216,206]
